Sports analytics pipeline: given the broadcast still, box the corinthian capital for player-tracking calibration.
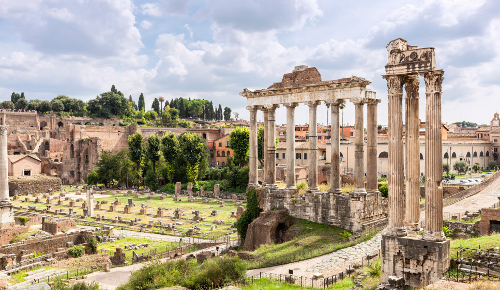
[0,125,7,136]
[424,70,444,94]
[383,75,403,96]
[404,75,420,98]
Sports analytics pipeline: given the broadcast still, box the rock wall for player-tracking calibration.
[0,226,29,246]
[479,208,500,235]
[42,218,76,234]
[8,176,61,196]
[263,188,387,232]
[443,220,480,235]
[243,209,292,251]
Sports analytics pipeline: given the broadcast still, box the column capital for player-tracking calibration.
[365,99,382,105]
[327,99,345,106]
[305,100,321,107]
[383,75,404,96]
[263,104,280,111]
[404,74,420,99]
[424,70,444,94]
[283,102,298,108]
[246,105,260,111]
[351,98,368,105]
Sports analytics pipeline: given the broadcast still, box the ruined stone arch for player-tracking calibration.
[57,121,64,128]
[40,121,48,130]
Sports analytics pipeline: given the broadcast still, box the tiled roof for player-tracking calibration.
[8,154,41,163]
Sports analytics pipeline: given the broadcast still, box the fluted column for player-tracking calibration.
[285,103,298,189]
[384,75,407,237]
[424,70,446,241]
[366,98,381,193]
[307,101,320,192]
[266,105,279,188]
[404,75,420,232]
[330,99,344,194]
[0,125,8,202]
[353,100,367,195]
[248,106,258,187]
[263,109,269,185]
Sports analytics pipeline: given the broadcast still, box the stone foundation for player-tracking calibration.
[479,208,500,236]
[8,176,62,196]
[0,202,14,229]
[263,187,387,232]
[42,217,76,234]
[381,235,450,287]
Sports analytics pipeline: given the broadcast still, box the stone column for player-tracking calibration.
[248,106,258,187]
[366,98,381,193]
[404,75,420,232]
[384,75,407,237]
[0,125,8,202]
[263,109,269,185]
[424,70,446,241]
[353,100,367,195]
[266,105,279,188]
[285,103,298,189]
[329,99,344,194]
[307,101,320,192]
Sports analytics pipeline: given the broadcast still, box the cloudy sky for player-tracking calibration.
[0,0,499,126]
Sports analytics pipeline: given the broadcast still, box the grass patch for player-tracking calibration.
[239,277,356,290]
[10,231,35,243]
[8,266,54,285]
[450,233,500,258]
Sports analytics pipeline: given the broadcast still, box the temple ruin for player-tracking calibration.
[241,66,386,232]
[380,38,450,287]
[0,118,14,228]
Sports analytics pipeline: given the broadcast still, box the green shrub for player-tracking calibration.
[161,183,175,194]
[340,230,352,239]
[68,245,85,258]
[17,216,31,226]
[378,183,388,198]
[85,235,99,254]
[52,281,102,290]
[367,259,381,277]
[29,251,43,259]
[183,257,246,289]
[236,187,260,242]
[443,226,453,238]
[296,182,307,190]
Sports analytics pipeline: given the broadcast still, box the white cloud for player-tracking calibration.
[44,7,74,22]
[140,20,153,29]
[141,2,162,17]
[184,24,193,39]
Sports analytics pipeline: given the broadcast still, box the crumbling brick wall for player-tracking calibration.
[8,176,61,196]
[0,226,29,246]
[480,208,500,235]
[42,218,76,234]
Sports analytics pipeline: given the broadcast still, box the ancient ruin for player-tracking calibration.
[241,66,386,232]
[380,38,450,287]
[0,119,14,228]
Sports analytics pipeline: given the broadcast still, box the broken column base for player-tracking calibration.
[381,234,450,287]
[376,276,405,290]
[0,201,14,229]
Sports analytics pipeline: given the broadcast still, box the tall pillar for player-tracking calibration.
[329,100,344,194]
[248,106,258,186]
[384,75,407,237]
[404,75,420,232]
[353,100,367,195]
[424,70,445,241]
[366,99,381,193]
[266,105,278,188]
[285,103,298,189]
[307,101,320,192]
[263,109,269,185]
[0,123,14,228]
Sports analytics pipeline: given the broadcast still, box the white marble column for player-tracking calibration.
[0,125,8,202]
[384,75,407,237]
[329,100,344,194]
[263,109,269,185]
[285,103,298,189]
[307,101,320,192]
[248,106,258,186]
[353,100,367,195]
[424,70,446,241]
[266,105,279,188]
[404,75,421,232]
[366,99,381,194]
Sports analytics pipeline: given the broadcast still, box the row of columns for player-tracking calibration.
[247,98,381,195]
[384,71,445,241]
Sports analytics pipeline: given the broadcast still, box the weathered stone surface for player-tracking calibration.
[8,176,62,196]
[243,209,292,251]
[196,251,213,264]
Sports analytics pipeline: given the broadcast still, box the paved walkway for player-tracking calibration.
[246,233,382,278]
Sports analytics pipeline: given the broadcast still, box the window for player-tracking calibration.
[473,151,478,157]
[350,132,354,137]
[495,148,498,153]
[222,151,225,157]
[217,151,220,157]
[318,136,321,140]
[304,153,308,160]
[444,152,449,159]
[487,151,490,157]
[296,153,302,159]
[227,151,230,156]
[276,153,279,159]
[466,152,471,158]
[420,153,424,160]
[282,153,285,159]
[452,152,457,158]
[23,169,31,176]
[218,142,222,147]
[379,151,388,158]
[495,139,498,143]
[340,152,344,158]
[226,140,229,147]
[480,151,484,157]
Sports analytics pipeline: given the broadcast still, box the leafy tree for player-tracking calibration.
[86,89,131,118]
[488,160,497,171]
[86,168,99,185]
[144,110,158,121]
[129,95,138,111]
[138,93,145,111]
[144,169,158,191]
[51,100,65,112]
[91,150,131,187]
[378,183,388,198]
[152,98,160,114]
[229,127,250,167]
[27,99,41,111]
[170,107,179,121]
[178,132,206,183]
[15,98,28,110]
[147,134,161,172]
[11,92,22,104]
[189,99,203,118]
[472,162,481,173]
[0,101,14,110]
[443,163,451,175]
[218,104,222,120]
[257,126,265,166]
[453,160,468,174]
[128,131,144,173]
[161,133,179,183]
[236,187,261,242]
[38,101,51,113]
[223,107,232,121]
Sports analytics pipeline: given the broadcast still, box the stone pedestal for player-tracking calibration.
[0,201,14,229]
[381,235,450,287]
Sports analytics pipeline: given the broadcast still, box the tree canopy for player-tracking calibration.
[229,127,249,167]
